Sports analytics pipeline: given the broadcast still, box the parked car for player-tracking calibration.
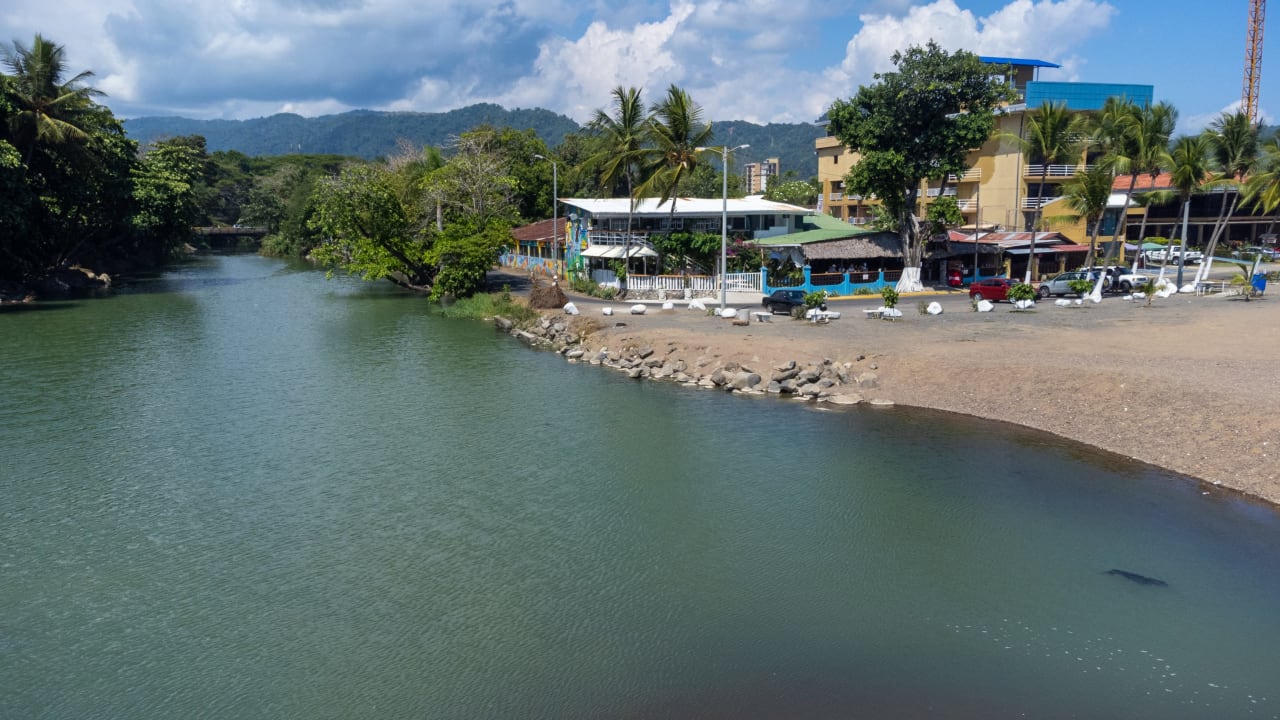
[762,289,807,314]
[967,277,1019,302]
[1144,247,1203,265]
[1238,246,1279,261]
[1037,270,1102,298]
[1086,265,1150,292]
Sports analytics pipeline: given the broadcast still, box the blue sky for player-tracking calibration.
[1,0,1266,134]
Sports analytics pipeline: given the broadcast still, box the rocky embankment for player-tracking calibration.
[494,313,889,407]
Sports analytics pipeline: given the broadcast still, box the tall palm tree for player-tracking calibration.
[1166,134,1211,286]
[1052,165,1113,266]
[1089,98,1175,298]
[1019,101,1085,282]
[1193,110,1259,286]
[637,84,714,257]
[1,34,103,165]
[588,86,650,292]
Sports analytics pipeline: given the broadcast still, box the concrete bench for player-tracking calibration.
[751,311,772,323]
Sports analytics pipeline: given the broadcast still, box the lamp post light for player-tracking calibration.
[697,143,749,311]
[533,154,558,279]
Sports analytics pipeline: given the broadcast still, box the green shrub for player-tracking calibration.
[1067,278,1093,296]
[880,286,899,309]
[439,290,540,323]
[853,287,874,295]
[803,290,828,309]
[1007,283,1037,302]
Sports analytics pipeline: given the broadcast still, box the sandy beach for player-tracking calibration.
[531,279,1280,508]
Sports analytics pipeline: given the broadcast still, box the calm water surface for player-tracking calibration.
[2,254,1278,719]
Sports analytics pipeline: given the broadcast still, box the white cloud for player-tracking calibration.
[2,0,1120,126]
[487,4,696,122]
[827,0,1115,98]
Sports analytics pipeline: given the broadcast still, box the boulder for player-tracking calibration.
[688,299,707,311]
[562,302,579,315]
[926,302,943,315]
[976,299,994,312]
[602,306,613,316]
[630,304,647,315]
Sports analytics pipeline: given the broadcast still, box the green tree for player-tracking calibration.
[763,178,818,206]
[130,138,209,256]
[1193,110,1259,286]
[1051,165,1114,266]
[1018,101,1085,281]
[0,34,102,165]
[1089,98,1175,296]
[588,86,650,288]
[1166,134,1211,283]
[826,43,1015,291]
[1242,133,1280,233]
[638,84,714,229]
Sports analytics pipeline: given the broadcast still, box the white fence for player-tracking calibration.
[588,271,761,295]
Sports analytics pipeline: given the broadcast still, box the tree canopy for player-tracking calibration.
[826,43,1015,291]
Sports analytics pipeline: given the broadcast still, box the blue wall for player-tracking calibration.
[1026,82,1153,111]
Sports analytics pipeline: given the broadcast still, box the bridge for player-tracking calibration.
[193,226,269,238]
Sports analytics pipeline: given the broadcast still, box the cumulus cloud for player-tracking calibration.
[2,0,1119,125]
[827,0,1115,96]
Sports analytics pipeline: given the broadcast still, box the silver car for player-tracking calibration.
[1037,270,1102,298]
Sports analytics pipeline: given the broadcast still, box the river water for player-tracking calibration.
[2,254,1278,719]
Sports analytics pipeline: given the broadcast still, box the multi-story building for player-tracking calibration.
[743,157,780,194]
[816,57,1154,250]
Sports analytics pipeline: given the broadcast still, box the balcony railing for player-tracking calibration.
[1022,197,1058,209]
[926,187,958,198]
[948,168,982,182]
[1024,163,1095,178]
[955,199,977,211]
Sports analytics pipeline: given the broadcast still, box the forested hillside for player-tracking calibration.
[124,105,824,179]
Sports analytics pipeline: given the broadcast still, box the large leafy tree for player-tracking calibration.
[310,132,514,298]
[826,43,1015,291]
[1242,133,1280,233]
[1018,101,1085,281]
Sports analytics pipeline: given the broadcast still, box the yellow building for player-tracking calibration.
[816,57,1154,271]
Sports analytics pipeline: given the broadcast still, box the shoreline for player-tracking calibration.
[511,278,1280,510]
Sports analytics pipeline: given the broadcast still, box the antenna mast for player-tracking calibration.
[1243,0,1267,123]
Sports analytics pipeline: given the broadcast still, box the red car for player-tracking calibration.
[967,277,1017,302]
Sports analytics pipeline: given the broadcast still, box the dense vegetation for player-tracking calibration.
[0,35,208,290]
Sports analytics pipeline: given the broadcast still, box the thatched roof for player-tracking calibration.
[801,235,902,260]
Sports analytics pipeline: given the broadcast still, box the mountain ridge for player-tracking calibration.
[122,104,824,179]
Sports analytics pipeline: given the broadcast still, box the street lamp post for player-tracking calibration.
[697,144,749,311]
[534,154,558,279]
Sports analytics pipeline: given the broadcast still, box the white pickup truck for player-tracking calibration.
[1143,246,1203,265]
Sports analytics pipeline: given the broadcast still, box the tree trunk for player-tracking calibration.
[1089,174,1138,300]
[1025,167,1049,283]
[895,209,924,293]
[1191,189,1238,289]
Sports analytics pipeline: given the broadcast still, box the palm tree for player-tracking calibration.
[1166,134,1211,286]
[1019,101,1085,282]
[1089,98,1175,298]
[588,86,650,294]
[1,34,103,165]
[1193,110,1259,286]
[1052,165,1113,266]
[1242,135,1280,232]
[637,84,714,262]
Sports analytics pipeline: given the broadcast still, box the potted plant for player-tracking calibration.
[1007,282,1036,310]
